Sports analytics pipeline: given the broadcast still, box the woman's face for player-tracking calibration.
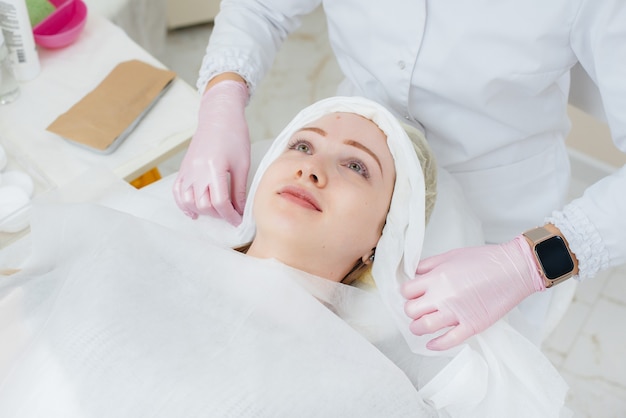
[250,112,396,282]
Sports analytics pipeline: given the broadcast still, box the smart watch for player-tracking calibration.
[522,226,575,288]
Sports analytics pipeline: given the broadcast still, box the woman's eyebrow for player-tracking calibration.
[295,126,383,174]
[344,139,382,174]
[297,126,327,136]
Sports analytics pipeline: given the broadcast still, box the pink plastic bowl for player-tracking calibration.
[33,0,88,49]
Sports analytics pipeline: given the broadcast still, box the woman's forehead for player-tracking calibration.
[305,112,378,126]
[300,112,387,141]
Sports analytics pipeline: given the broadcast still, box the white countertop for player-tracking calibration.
[0,13,198,187]
[0,13,198,248]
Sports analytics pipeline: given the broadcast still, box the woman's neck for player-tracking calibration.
[246,237,349,283]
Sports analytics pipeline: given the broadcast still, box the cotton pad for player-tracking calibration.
[0,185,31,233]
[0,170,35,197]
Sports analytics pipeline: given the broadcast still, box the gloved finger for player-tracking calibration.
[408,310,458,336]
[172,176,187,210]
[415,251,452,274]
[229,167,249,215]
[182,186,199,220]
[210,173,243,226]
[403,297,437,319]
[172,177,199,219]
[219,206,243,226]
[196,187,220,218]
[400,276,428,299]
[189,175,219,214]
[426,323,474,351]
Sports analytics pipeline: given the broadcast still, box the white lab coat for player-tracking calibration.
[198,0,626,280]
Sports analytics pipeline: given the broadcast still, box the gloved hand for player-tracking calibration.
[173,80,250,225]
[401,235,545,351]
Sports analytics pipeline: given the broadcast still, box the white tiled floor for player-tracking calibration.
[158,7,626,417]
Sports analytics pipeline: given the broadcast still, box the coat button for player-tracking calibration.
[398,60,406,70]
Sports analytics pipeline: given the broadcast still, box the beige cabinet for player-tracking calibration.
[167,0,221,28]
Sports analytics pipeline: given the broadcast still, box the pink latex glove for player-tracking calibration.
[401,235,545,351]
[173,80,250,225]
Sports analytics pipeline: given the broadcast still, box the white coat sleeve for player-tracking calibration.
[547,0,626,279]
[196,0,322,94]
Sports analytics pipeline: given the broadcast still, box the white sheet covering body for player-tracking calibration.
[0,96,569,416]
[0,202,434,417]
[0,175,569,417]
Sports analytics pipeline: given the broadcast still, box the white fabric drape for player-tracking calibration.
[0,96,569,416]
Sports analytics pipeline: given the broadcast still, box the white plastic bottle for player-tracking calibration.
[0,0,41,81]
[0,29,20,103]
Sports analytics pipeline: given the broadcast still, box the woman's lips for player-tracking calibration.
[278,186,322,211]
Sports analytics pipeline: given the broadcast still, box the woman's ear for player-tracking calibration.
[362,248,376,265]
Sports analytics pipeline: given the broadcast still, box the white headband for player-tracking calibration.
[237,96,434,354]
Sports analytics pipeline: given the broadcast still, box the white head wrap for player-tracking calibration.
[236,96,435,354]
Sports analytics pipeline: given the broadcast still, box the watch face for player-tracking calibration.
[535,236,575,280]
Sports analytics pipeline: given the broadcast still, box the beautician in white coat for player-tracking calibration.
[172,0,626,351]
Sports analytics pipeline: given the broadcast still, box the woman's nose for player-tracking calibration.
[296,161,327,186]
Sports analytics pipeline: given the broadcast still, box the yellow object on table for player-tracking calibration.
[130,167,162,189]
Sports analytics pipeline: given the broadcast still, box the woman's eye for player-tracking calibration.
[346,161,369,178]
[296,143,310,153]
[288,139,312,154]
